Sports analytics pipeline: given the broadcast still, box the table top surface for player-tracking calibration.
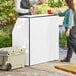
[19,14,57,18]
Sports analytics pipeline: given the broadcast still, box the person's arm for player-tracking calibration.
[14,0,29,13]
[52,11,66,16]
[67,9,74,28]
[66,27,71,37]
[66,10,74,37]
[58,11,66,17]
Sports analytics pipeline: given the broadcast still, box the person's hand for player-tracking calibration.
[55,13,58,15]
[29,7,36,13]
[66,30,70,37]
[52,12,58,15]
[66,28,71,37]
[32,7,36,13]
[29,9,33,13]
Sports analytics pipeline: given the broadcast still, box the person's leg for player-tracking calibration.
[67,36,73,58]
[61,28,73,62]
[61,37,73,62]
[72,45,76,54]
[66,49,73,61]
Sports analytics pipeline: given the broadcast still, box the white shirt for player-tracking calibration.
[14,0,29,13]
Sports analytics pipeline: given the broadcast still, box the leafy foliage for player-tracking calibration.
[48,0,65,7]
[0,24,13,48]
[0,0,17,25]
[32,3,67,14]
[33,3,50,14]
[0,0,75,48]
[0,33,12,48]
[59,32,67,48]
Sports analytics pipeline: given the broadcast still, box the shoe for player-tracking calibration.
[60,58,70,62]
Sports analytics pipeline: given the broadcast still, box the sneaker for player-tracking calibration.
[60,58,70,62]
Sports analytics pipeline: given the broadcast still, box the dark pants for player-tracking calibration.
[65,28,73,60]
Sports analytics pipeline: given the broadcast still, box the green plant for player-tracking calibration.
[48,0,65,7]
[0,33,12,48]
[48,0,55,7]
[0,24,13,48]
[59,32,67,48]
[0,0,4,3]
[0,0,17,25]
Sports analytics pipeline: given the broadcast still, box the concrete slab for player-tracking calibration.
[0,47,76,76]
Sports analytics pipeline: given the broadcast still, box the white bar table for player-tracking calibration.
[12,14,59,66]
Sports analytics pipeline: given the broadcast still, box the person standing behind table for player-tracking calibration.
[38,0,44,5]
[14,0,35,16]
[56,0,75,62]
[31,0,44,5]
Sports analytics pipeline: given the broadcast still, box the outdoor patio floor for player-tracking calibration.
[0,47,76,76]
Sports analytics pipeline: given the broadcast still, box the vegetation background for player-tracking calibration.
[0,0,76,48]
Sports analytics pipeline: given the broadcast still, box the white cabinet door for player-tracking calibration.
[30,16,59,65]
[12,16,59,66]
[12,18,30,65]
